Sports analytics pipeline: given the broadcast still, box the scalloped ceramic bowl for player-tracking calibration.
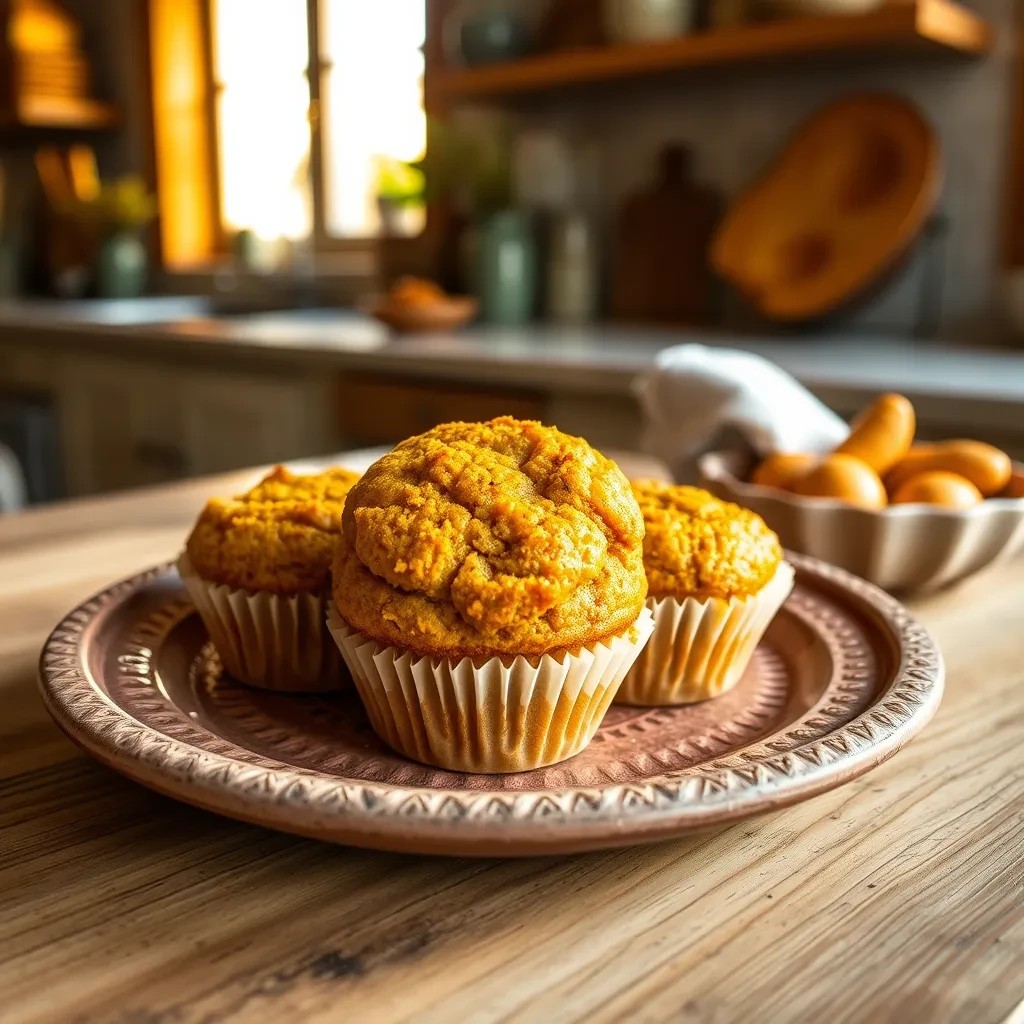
[698,450,1024,594]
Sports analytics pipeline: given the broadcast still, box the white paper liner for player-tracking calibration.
[178,553,345,693]
[326,605,655,773]
[616,562,795,706]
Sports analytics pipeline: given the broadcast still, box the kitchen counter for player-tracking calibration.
[3,457,1023,1023]
[3,298,1024,412]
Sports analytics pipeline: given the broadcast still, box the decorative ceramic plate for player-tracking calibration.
[39,554,943,856]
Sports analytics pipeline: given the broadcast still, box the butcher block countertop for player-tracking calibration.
[3,456,1024,1024]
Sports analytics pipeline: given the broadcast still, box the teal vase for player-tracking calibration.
[97,232,147,298]
[477,210,537,325]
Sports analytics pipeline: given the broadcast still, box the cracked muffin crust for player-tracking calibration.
[631,480,782,601]
[332,417,648,658]
[185,466,359,594]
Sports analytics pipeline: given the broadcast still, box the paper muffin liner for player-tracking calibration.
[616,562,795,707]
[177,553,345,693]
[326,605,655,773]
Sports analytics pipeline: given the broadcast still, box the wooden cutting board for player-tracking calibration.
[611,144,721,325]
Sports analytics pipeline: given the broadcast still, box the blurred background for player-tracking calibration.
[0,0,1020,509]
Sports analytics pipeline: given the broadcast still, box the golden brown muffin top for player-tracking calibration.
[241,464,360,504]
[632,480,783,600]
[333,417,648,658]
[185,466,359,594]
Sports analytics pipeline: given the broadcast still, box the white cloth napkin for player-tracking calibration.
[637,344,848,481]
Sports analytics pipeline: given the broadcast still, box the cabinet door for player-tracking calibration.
[59,357,143,495]
[59,357,188,495]
[0,344,55,392]
[180,371,324,476]
[337,373,545,446]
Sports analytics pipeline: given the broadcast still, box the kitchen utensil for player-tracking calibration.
[611,144,721,325]
[39,553,942,856]
[700,450,1024,593]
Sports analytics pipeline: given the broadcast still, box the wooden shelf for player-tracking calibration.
[0,97,120,135]
[436,0,992,101]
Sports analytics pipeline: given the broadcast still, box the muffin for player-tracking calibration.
[327,417,655,773]
[179,465,360,692]
[617,481,794,706]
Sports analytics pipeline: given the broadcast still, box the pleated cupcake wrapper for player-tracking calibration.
[326,605,655,774]
[616,562,795,707]
[177,553,345,693]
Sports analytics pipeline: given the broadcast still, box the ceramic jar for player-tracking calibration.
[602,0,696,43]
[454,3,531,66]
[96,232,147,299]
[547,211,599,324]
[477,209,537,325]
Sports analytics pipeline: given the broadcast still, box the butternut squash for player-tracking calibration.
[711,94,941,322]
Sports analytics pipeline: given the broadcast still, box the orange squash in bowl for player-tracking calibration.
[711,94,941,323]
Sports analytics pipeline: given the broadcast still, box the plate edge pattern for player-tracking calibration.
[37,556,944,834]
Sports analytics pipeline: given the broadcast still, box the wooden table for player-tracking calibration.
[3,459,1024,1024]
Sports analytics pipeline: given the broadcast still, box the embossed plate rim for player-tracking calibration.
[38,553,944,856]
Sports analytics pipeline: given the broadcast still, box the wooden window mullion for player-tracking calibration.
[199,0,226,255]
[306,0,328,252]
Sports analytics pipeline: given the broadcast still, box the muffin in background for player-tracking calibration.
[328,416,654,773]
[618,480,794,706]
[179,465,359,692]
[240,464,360,505]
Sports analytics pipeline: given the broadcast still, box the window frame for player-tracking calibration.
[148,0,444,271]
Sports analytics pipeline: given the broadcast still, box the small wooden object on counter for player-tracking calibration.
[611,144,720,325]
[712,93,941,322]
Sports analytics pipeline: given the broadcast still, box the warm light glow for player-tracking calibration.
[150,0,216,266]
[206,1,426,244]
[9,0,79,53]
[321,0,426,237]
[212,0,312,241]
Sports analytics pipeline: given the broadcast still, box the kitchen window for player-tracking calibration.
[149,0,427,268]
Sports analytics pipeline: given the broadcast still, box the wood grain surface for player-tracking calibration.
[2,456,1024,1024]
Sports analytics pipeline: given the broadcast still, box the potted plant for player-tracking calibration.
[61,176,157,298]
[408,117,536,323]
[374,156,426,238]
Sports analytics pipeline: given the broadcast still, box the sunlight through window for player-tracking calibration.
[212,0,311,241]
[210,0,425,246]
[321,0,426,238]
